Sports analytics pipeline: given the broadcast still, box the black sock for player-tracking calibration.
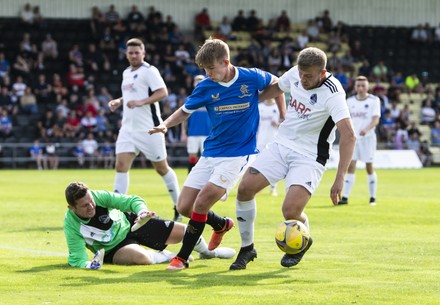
[206,210,225,231]
[240,244,254,253]
[177,218,206,260]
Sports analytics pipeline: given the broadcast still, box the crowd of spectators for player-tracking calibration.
[0,3,439,169]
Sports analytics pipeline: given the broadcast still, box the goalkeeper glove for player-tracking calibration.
[131,210,155,232]
[86,248,105,270]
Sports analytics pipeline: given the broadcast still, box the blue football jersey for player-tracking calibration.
[183,67,273,157]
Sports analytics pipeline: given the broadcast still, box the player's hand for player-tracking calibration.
[108,99,122,112]
[148,124,168,135]
[330,176,344,205]
[131,210,156,232]
[87,249,105,270]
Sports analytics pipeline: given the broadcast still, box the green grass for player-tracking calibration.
[0,168,439,305]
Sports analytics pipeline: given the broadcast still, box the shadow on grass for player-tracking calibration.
[11,226,64,233]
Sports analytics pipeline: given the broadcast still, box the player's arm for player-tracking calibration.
[360,115,380,136]
[108,97,123,112]
[64,224,96,269]
[274,93,286,123]
[331,118,356,205]
[148,107,190,135]
[126,88,168,109]
[259,81,284,103]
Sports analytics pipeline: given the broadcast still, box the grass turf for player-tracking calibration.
[0,168,439,305]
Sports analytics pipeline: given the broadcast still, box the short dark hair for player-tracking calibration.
[65,182,89,206]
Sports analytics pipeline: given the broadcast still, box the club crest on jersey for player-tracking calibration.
[99,215,111,224]
[364,104,369,109]
[309,94,317,105]
[133,74,138,79]
[211,93,220,100]
[294,81,299,87]
[239,84,252,98]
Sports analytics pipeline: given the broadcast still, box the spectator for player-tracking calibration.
[434,22,440,42]
[99,26,116,51]
[37,109,55,139]
[246,10,259,33]
[51,73,68,97]
[66,64,85,88]
[327,31,342,53]
[431,120,440,145]
[41,34,58,59]
[126,5,145,34]
[393,122,408,150]
[20,87,38,114]
[0,108,13,138]
[411,24,428,44]
[350,40,367,62]
[372,60,389,82]
[72,140,85,168]
[0,52,10,79]
[104,4,120,26]
[45,141,59,169]
[232,10,247,32]
[296,30,309,49]
[380,109,396,143]
[90,6,106,35]
[29,139,47,170]
[319,9,333,33]
[275,10,291,32]
[12,54,31,79]
[421,99,437,125]
[99,140,114,169]
[52,108,67,138]
[305,19,320,42]
[97,86,113,110]
[32,6,44,28]
[20,3,34,26]
[12,76,27,101]
[0,86,14,114]
[81,110,97,132]
[82,132,99,168]
[407,121,422,138]
[194,8,212,41]
[218,16,233,40]
[406,132,432,166]
[68,44,83,67]
[405,73,422,93]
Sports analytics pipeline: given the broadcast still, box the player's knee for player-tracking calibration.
[134,252,153,265]
[282,205,301,220]
[176,202,192,217]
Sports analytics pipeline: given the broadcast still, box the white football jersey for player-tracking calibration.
[346,94,381,138]
[120,62,166,132]
[257,102,279,150]
[275,66,350,165]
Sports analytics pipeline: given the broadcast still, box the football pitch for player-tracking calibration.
[0,168,439,305]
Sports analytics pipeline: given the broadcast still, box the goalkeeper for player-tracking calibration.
[64,181,235,269]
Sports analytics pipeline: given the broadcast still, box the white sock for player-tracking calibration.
[368,172,377,199]
[162,169,180,206]
[193,236,210,255]
[236,199,256,248]
[146,250,174,264]
[114,172,129,194]
[343,173,355,198]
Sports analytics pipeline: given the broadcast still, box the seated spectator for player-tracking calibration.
[434,22,440,42]
[37,109,55,139]
[126,4,144,34]
[218,16,233,40]
[99,140,114,169]
[411,23,428,44]
[68,44,83,67]
[80,110,97,132]
[84,43,104,73]
[72,141,85,168]
[90,6,106,35]
[319,9,333,33]
[350,40,367,62]
[66,64,85,88]
[51,73,68,97]
[99,26,116,51]
[34,74,53,104]
[393,121,409,150]
[389,100,401,122]
[431,120,440,145]
[305,19,320,42]
[194,8,211,41]
[12,76,27,101]
[32,6,44,27]
[275,10,291,32]
[20,87,38,114]
[12,54,31,79]
[20,3,34,26]
[333,65,351,91]
[406,132,432,166]
[52,108,67,138]
[97,86,113,110]
[104,4,120,26]
[41,34,58,59]
[0,108,13,138]
[45,141,59,169]
[29,139,47,170]
[246,10,260,33]
[0,52,10,79]
[391,71,405,89]
[64,110,81,138]
[372,60,389,82]
[327,31,342,53]
[0,87,15,114]
[405,73,422,93]
[82,132,99,168]
[296,30,309,50]
[232,10,247,32]
[380,109,396,142]
[421,99,437,125]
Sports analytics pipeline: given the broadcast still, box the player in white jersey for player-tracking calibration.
[149,38,286,271]
[230,47,356,270]
[108,38,181,222]
[257,98,281,196]
[339,76,381,206]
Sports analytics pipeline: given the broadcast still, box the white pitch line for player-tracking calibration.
[0,245,67,257]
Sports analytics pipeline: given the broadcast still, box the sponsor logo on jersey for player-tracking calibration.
[99,215,111,224]
[309,94,317,105]
[211,93,220,100]
[290,97,312,120]
[239,84,252,98]
[217,102,250,112]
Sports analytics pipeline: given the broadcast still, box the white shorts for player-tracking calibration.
[184,155,256,192]
[251,143,326,194]
[187,136,207,154]
[115,129,167,161]
[352,136,376,163]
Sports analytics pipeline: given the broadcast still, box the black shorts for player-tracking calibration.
[104,213,175,264]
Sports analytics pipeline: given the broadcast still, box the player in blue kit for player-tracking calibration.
[149,38,286,270]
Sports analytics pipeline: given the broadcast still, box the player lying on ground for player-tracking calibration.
[63,181,235,269]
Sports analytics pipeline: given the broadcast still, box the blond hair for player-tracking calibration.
[297,47,327,69]
[195,37,230,67]
[126,38,145,51]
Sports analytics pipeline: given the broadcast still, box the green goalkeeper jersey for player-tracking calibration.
[64,190,147,268]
